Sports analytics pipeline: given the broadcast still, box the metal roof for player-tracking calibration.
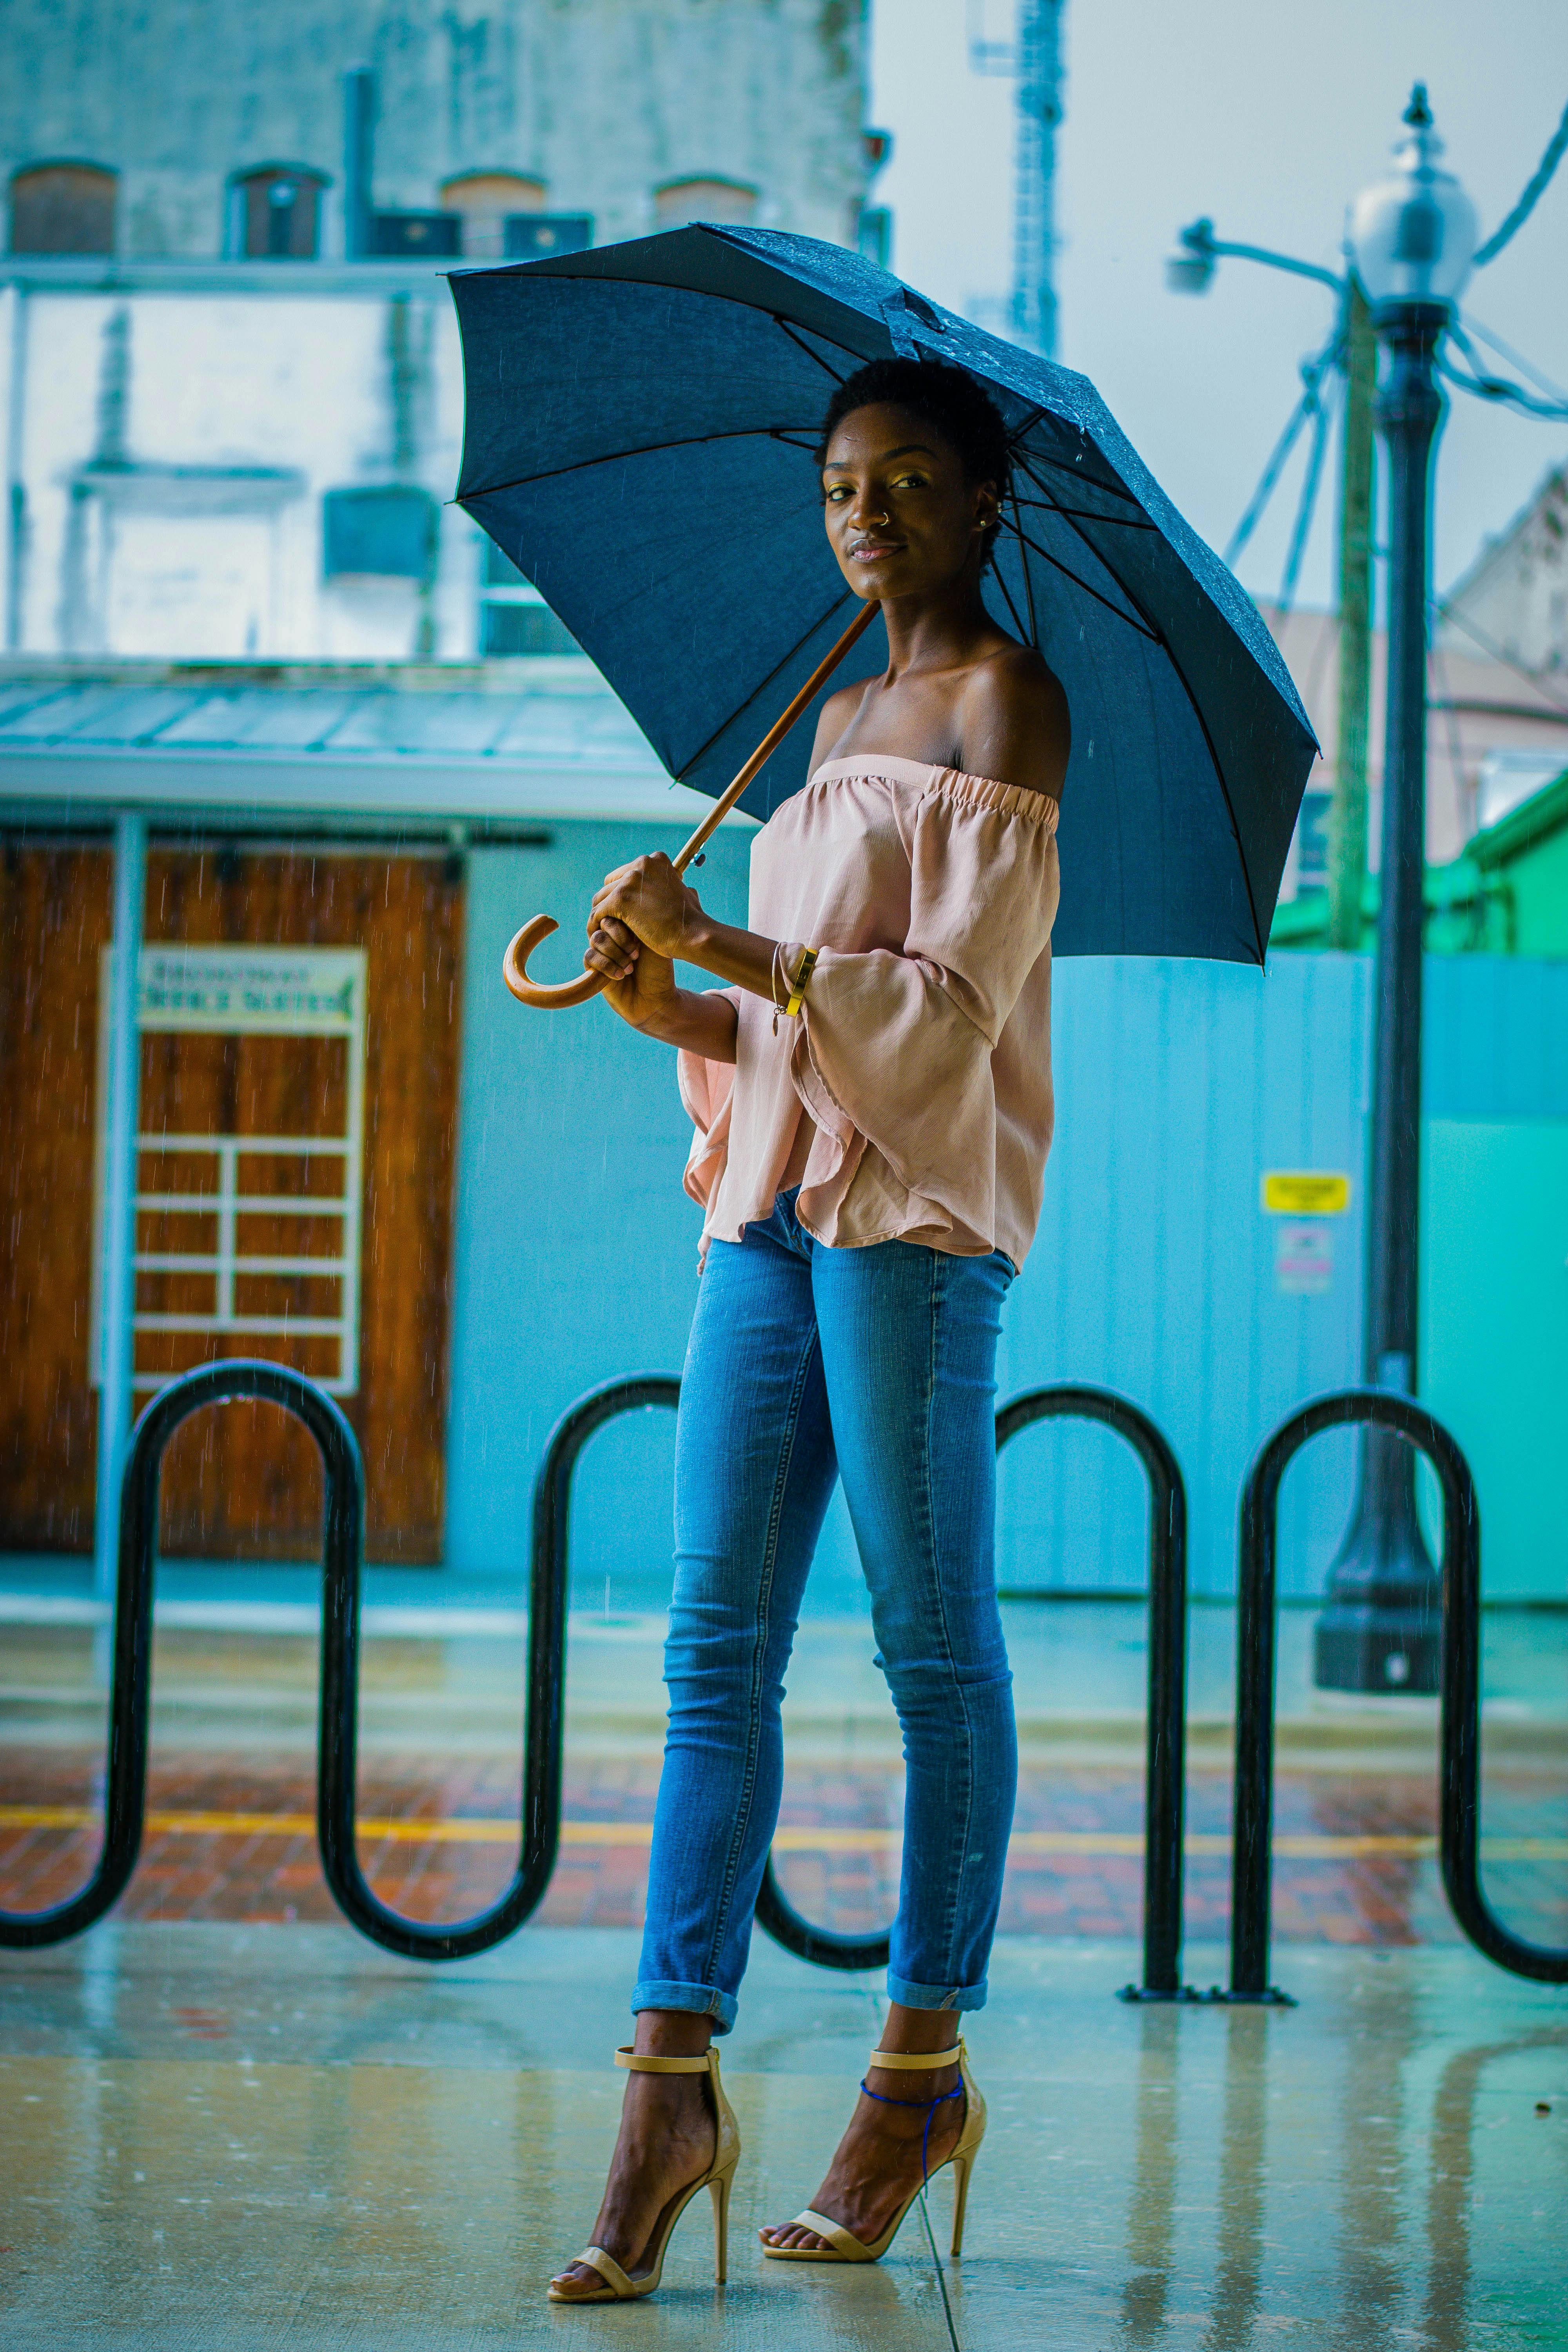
[0,669,741,829]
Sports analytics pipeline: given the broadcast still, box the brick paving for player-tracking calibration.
[4,1747,1564,1950]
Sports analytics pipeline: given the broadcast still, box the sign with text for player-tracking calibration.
[1261,1171,1350,1217]
[136,947,365,1036]
[1275,1221,1335,1296]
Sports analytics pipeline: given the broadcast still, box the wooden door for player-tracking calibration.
[0,843,113,1548]
[0,843,463,1563]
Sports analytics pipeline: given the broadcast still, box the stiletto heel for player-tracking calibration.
[548,2046,742,2303]
[763,2040,987,2264]
[949,2147,973,2257]
[710,2159,735,2282]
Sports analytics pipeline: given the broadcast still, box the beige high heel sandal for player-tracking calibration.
[548,2046,741,2303]
[762,2040,987,2263]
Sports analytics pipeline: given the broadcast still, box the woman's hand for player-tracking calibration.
[584,914,681,1032]
[588,847,781,1039]
[589,853,702,962]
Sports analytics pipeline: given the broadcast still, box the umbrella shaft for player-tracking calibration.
[672,599,878,875]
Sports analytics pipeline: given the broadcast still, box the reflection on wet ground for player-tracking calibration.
[1,1928,1563,2350]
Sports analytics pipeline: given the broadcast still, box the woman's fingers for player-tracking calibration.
[588,890,635,938]
[584,920,640,980]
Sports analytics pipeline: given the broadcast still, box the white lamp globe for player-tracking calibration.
[1348,86,1478,309]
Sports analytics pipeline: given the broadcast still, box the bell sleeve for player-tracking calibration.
[676,988,742,1210]
[787,779,1059,1238]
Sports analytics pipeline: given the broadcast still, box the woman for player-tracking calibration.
[550,356,1069,2303]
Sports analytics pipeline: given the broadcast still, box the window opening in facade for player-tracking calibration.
[233,168,325,260]
[441,171,546,261]
[9,163,117,255]
[478,539,581,657]
[370,211,461,258]
[653,176,759,230]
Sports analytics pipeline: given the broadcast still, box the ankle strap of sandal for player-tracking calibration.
[866,2043,962,2070]
[615,2044,715,2073]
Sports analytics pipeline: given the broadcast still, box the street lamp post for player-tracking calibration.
[1316,87,1477,1691]
[1167,89,1480,1691]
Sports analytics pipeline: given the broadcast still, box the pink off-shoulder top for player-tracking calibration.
[677,754,1062,1269]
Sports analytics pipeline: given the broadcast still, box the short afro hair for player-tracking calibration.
[815,357,1012,505]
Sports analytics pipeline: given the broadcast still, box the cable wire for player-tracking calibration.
[1442,323,1568,420]
[1474,96,1568,267]
[1276,364,1339,618]
[1430,599,1568,724]
[1222,328,1343,571]
[1459,312,1568,408]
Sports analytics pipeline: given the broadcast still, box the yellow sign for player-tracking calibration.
[1262,1171,1351,1216]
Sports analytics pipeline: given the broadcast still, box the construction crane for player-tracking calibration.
[970,0,1066,357]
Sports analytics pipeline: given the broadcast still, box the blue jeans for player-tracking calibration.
[634,1191,1017,2032]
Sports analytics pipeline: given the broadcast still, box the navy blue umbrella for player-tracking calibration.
[452,225,1317,969]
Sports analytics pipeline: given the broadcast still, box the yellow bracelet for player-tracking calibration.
[782,946,818,1019]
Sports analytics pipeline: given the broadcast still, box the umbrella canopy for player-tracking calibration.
[452,226,1317,964]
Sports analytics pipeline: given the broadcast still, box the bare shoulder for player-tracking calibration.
[807,676,872,773]
[959,643,1071,802]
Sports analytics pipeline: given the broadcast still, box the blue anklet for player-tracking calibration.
[859,2073,964,2188]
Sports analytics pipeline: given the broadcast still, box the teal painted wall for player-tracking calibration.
[1423,1120,1568,1602]
[445,838,1568,1606]
[446,823,874,1612]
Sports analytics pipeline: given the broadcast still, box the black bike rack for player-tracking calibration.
[758,1384,1193,2002]
[0,1363,680,1960]
[1225,1387,1568,2004]
[0,1362,364,1951]
[1,1366,1194,1993]
[331,1372,682,1959]
[11,1365,1557,2003]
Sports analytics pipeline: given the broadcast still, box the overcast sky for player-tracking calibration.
[869,0,1568,615]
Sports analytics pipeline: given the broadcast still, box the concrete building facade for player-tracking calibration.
[0,0,877,666]
[1439,463,1568,682]
[2,0,872,261]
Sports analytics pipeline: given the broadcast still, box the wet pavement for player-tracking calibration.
[2,1922,1564,2349]
[3,1590,1566,2345]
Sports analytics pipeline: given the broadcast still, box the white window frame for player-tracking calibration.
[93,945,368,1397]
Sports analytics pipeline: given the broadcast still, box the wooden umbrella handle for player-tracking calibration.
[502,597,879,1009]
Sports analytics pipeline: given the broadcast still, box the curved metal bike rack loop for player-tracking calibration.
[0,1361,364,1952]
[758,1384,1193,1999]
[1227,1388,1568,2004]
[330,1372,682,1960]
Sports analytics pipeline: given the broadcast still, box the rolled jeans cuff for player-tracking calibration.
[886,1971,988,2014]
[632,1978,739,2035]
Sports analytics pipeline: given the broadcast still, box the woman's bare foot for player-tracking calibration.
[550,2013,717,2299]
[760,2007,965,2255]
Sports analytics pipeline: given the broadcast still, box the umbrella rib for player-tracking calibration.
[1006,488,1041,648]
[1012,494,1160,529]
[1146,628,1268,965]
[1013,457,1270,961]
[987,546,1034,647]
[460,423,823,500]
[1015,446,1146,506]
[1006,519,1161,643]
[1013,454,1180,633]
[772,316,852,384]
[1021,462,1265,962]
[674,591,866,784]
[1014,456,1172,594]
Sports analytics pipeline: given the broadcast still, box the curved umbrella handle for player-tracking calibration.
[499,597,878,1013]
[503,916,611,1009]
